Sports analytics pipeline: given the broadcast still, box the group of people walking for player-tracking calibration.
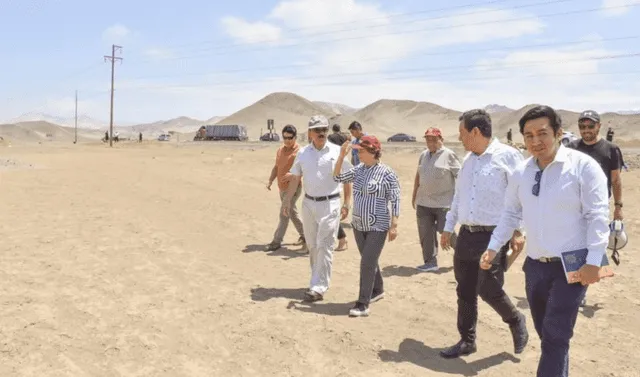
[264,105,624,377]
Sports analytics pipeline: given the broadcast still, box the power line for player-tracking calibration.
[121,52,640,91]
[139,0,633,62]
[163,0,526,50]
[104,44,123,147]
[125,35,640,81]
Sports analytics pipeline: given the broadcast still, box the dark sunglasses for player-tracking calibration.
[578,123,596,130]
[532,170,542,196]
[312,128,329,133]
[282,135,295,140]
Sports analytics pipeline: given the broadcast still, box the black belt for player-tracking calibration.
[305,193,340,202]
[461,224,496,233]
[530,256,561,263]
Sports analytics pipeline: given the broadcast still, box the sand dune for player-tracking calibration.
[215,92,335,139]
[4,92,640,144]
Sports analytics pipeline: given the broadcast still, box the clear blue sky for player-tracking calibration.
[1,0,639,124]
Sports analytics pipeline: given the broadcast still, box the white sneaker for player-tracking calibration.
[349,303,369,317]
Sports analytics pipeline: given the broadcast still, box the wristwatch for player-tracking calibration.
[615,202,623,208]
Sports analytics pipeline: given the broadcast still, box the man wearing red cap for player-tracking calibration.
[412,127,461,272]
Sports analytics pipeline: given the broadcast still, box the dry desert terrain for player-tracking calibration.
[1,140,639,377]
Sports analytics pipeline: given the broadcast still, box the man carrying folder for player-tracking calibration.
[480,105,610,377]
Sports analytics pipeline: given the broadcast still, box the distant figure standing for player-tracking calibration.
[327,123,350,251]
[104,131,109,142]
[507,128,513,143]
[606,127,614,142]
[348,121,366,166]
[139,132,143,143]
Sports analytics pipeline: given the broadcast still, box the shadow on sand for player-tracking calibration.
[378,338,520,376]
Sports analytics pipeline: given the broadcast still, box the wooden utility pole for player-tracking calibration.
[104,44,123,147]
[74,90,78,144]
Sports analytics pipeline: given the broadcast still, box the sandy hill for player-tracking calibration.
[214,92,334,138]
[0,121,105,143]
[126,116,206,136]
[330,99,462,140]
[490,105,640,143]
[312,101,357,116]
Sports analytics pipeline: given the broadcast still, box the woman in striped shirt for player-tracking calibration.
[333,135,401,317]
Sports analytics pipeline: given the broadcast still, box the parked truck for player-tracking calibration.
[194,124,249,141]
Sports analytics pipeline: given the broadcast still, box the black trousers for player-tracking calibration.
[337,224,346,239]
[524,257,587,377]
[454,226,520,343]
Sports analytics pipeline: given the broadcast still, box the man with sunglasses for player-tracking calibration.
[568,111,624,308]
[567,110,623,221]
[266,124,305,252]
[480,105,610,377]
[283,115,353,302]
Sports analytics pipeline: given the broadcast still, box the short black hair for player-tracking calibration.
[459,109,492,138]
[518,105,562,134]
[332,124,341,132]
[282,124,297,136]
[348,121,362,130]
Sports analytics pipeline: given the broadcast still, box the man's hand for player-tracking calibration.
[573,264,601,285]
[412,196,416,210]
[388,225,398,241]
[267,181,273,191]
[614,206,623,220]
[511,230,526,253]
[441,231,452,250]
[480,249,497,270]
[282,173,295,183]
[341,205,350,220]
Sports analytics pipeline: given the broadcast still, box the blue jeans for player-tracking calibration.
[523,257,588,377]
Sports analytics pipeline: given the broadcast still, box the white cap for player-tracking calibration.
[308,115,329,129]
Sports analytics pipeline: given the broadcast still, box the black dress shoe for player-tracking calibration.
[439,340,477,359]
[510,312,529,354]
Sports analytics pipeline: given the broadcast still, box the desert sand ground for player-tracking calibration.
[1,140,639,377]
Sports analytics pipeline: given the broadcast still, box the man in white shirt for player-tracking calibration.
[283,115,353,302]
[481,105,610,377]
[439,109,529,359]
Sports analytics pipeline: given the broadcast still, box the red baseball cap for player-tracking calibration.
[353,135,381,152]
[424,127,442,138]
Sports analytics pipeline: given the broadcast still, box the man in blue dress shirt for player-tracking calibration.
[481,105,610,377]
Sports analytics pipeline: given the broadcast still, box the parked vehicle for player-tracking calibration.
[260,132,280,142]
[193,126,207,141]
[561,131,579,146]
[157,134,171,141]
[203,124,249,141]
[387,133,416,142]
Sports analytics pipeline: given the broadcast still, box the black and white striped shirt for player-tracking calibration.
[334,162,401,232]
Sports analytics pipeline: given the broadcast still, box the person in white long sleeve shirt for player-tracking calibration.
[480,105,610,377]
[438,109,529,359]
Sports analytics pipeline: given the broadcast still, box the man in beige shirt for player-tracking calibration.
[412,127,461,271]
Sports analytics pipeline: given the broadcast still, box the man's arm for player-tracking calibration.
[487,168,523,252]
[282,152,303,215]
[267,164,278,190]
[581,159,611,266]
[611,146,623,219]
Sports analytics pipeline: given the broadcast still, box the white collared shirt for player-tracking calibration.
[290,141,352,197]
[444,138,524,232]
[488,145,610,266]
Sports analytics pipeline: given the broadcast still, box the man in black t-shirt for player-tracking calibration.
[567,110,623,221]
[328,124,348,146]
